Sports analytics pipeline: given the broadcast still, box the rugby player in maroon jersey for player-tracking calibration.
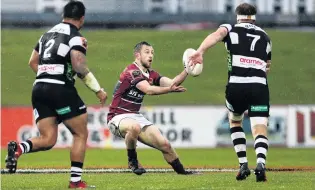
[107,41,196,175]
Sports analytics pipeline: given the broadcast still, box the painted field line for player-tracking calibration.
[1,168,314,174]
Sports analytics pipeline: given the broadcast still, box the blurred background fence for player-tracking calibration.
[2,0,315,27]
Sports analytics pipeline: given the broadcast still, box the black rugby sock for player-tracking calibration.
[127,149,137,161]
[168,158,186,174]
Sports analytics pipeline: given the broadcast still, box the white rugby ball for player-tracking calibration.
[182,48,203,77]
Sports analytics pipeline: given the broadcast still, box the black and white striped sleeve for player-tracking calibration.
[219,24,232,42]
[266,39,272,60]
[219,24,232,32]
[34,43,39,52]
[34,35,43,52]
[69,35,87,55]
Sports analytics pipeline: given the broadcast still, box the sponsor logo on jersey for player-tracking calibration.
[127,89,144,99]
[37,64,64,76]
[232,55,266,72]
[132,70,141,78]
[240,57,263,65]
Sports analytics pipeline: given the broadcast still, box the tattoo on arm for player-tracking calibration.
[70,50,90,79]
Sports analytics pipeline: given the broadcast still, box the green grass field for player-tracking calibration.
[2,172,315,190]
[2,29,315,189]
[1,148,315,189]
[2,29,315,105]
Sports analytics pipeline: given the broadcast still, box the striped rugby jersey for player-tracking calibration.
[34,22,87,86]
[220,23,272,85]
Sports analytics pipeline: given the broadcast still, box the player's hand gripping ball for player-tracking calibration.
[182,48,203,77]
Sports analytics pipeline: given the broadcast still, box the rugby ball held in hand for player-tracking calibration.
[182,48,203,77]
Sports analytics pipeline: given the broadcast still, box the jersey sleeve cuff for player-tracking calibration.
[71,46,86,55]
[34,43,39,52]
[219,24,232,32]
[154,76,162,86]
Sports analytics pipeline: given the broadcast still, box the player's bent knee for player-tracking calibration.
[46,136,57,148]
[38,135,57,151]
[128,123,141,134]
[79,128,89,139]
[118,118,142,136]
[228,111,243,125]
[71,124,88,139]
[228,111,244,121]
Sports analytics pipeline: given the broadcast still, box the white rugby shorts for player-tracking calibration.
[107,113,153,138]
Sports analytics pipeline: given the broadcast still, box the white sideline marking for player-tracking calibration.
[1,168,237,174]
[1,168,311,174]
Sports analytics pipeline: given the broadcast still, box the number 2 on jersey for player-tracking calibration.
[246,33,260,51]
[40,39,55,58]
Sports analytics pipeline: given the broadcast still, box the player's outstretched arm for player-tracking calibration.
[197,27,228,55]
[136,80,186,95]
[159,70,188,87]
[70,49,107,105]
[28,50,40,74]
[189,27,228,66]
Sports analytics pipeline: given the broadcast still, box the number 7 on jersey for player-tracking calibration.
[246,33,261,51]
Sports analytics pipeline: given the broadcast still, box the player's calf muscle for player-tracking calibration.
[157,139,172,153]
[251,124,267,138]
[230,120,242,127]
[141,133,172,154]
[34,145,54,152]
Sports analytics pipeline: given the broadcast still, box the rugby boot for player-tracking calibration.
[5,141,20,174]
[128,159,146,175]
[236,163,251,180]
[254,163,267,182]
[69,180,96,189]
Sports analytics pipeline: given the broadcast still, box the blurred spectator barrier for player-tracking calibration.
[2,105,315,148]
[1,0,315,27]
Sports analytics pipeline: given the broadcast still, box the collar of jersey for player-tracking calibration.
[133,62,150,78]
[62,22,79,30]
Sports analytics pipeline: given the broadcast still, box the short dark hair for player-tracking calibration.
[63,1,86,20]
[134,41,151,54]
[235,3,257,15]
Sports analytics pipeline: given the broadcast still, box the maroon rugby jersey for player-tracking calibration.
[107,63,162,122]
